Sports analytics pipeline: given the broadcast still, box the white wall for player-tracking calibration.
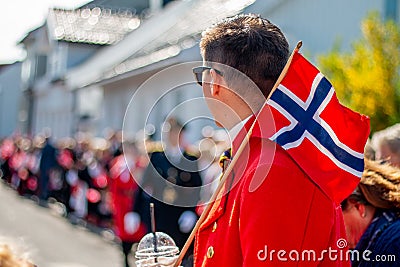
[102,84,131,132]
[76,85,104,133]
[34,84,73,139]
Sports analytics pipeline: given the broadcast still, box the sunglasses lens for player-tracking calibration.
[193,66,218,86]
[193,67,204,86]
[195,72,202,86]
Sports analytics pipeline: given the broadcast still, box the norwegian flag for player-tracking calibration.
[263,51,370,204]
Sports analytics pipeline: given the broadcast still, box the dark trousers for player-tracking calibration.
[121,241,134,267]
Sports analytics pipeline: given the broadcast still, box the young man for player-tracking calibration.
[192,14,349,266]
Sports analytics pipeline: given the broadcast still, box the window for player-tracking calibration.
[35,55,47,78]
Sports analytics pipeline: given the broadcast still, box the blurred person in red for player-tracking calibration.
[85,150,110,226]
[109,141,146,267]
[14,138,39,197]
[0,137,16,184]
[8,139,28,191]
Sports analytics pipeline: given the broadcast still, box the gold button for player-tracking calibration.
[207,246,214,258]
[212,222,217,232]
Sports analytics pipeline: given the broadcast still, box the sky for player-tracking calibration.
[0,0,93,64]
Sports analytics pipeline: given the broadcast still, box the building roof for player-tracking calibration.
[100,0,256,81]
[66,0,257,89]
[47,7,142,45]
[80,0,150,14]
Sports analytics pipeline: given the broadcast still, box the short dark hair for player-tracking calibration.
[200,14,289,97]
[341,187,369,211]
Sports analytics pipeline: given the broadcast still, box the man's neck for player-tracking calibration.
[228,114,253,142]
[222,92,264,130]
[227,109,253,129]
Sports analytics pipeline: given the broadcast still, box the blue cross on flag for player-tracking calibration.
[263,51,370,203]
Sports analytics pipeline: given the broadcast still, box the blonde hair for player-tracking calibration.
[359,159,400,210]
[0,238,34,267]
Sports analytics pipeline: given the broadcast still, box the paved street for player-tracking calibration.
[0,182,124,267]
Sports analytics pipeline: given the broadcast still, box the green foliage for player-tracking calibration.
[318,13,400,134]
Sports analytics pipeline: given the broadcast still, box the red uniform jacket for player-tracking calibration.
[194,117,350,267]
[110,155,146,242]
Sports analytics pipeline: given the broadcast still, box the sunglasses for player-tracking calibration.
[192,66,223,86]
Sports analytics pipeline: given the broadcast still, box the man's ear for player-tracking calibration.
[354,202,367,218]
[210,69,227,97]
[209,69,220,96]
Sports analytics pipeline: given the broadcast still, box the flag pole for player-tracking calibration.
[150,203,159,263]
[267,41,302,99]
[173,41,303,267]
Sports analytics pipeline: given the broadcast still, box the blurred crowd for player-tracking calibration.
[0,124,230,267]
[1,131,122,228]
[0,129,229,222]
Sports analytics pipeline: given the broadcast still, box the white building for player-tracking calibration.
[18,1,150,139]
